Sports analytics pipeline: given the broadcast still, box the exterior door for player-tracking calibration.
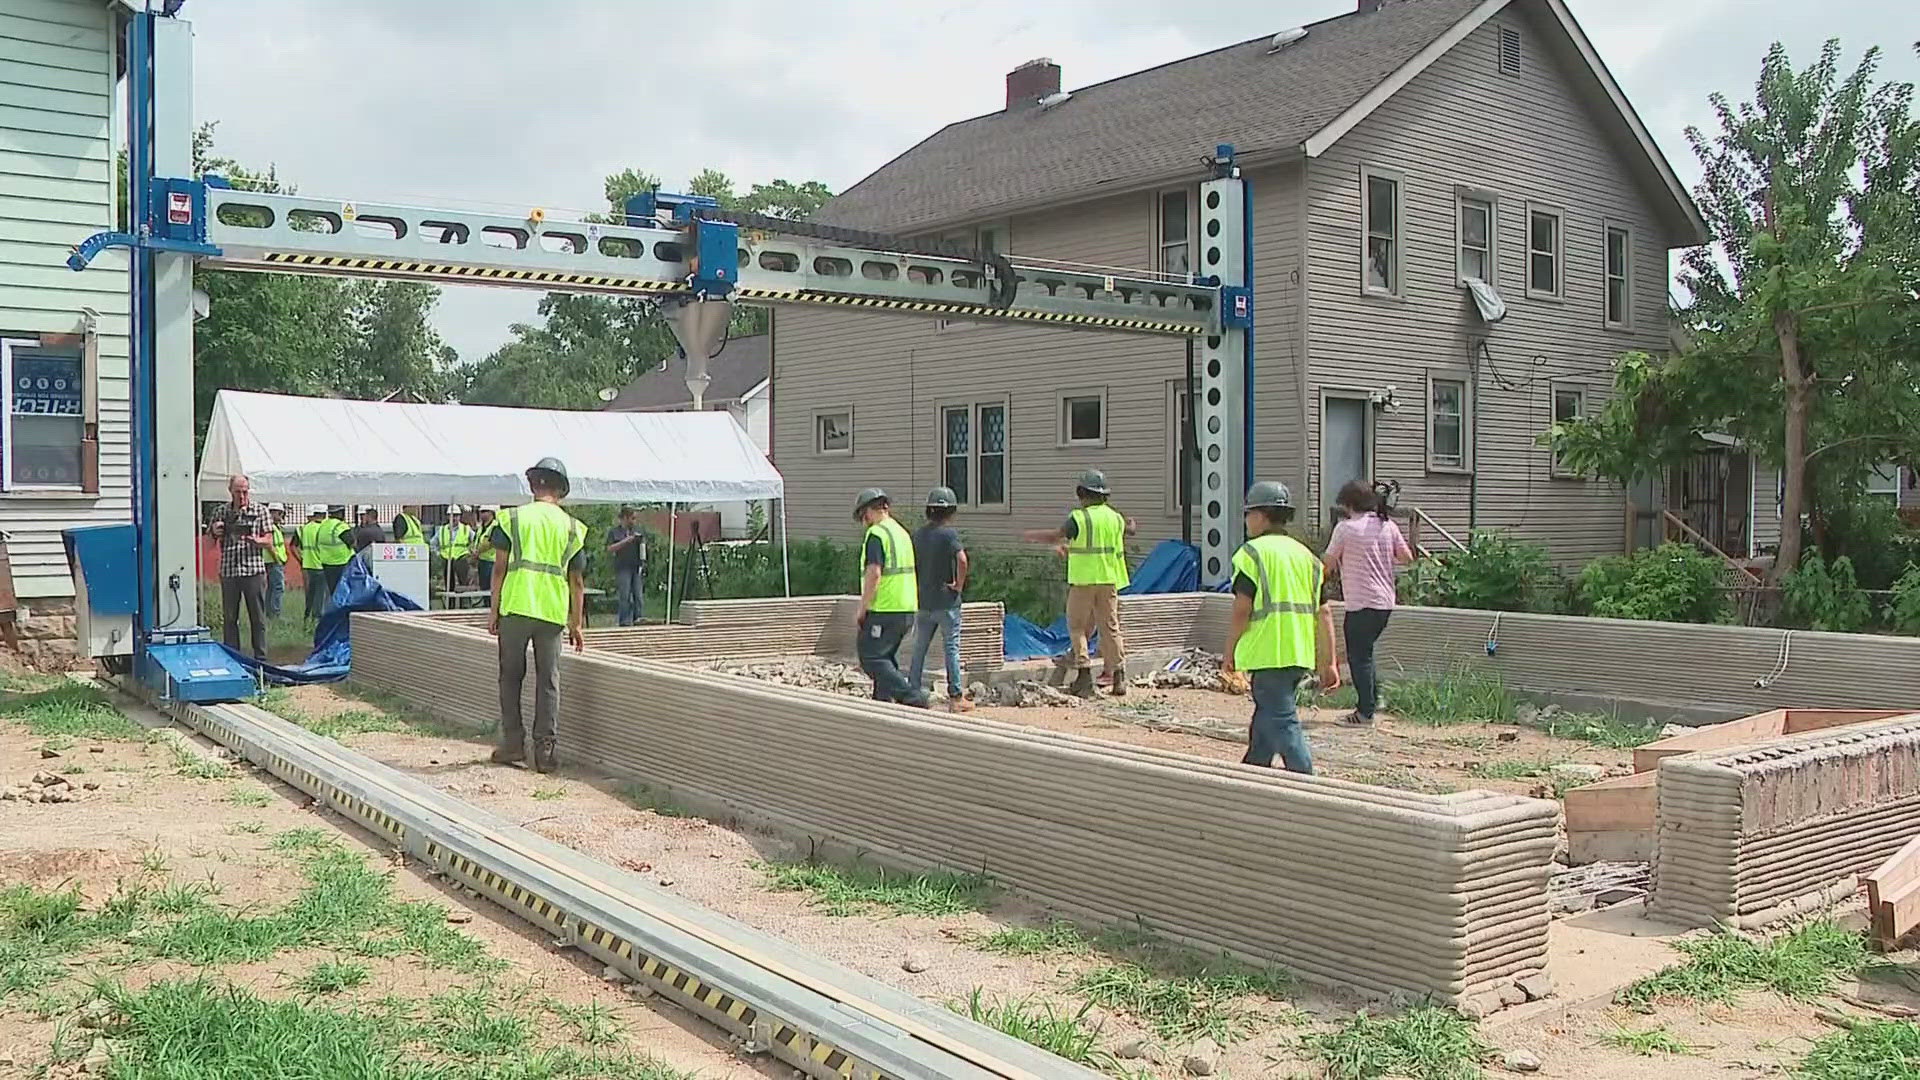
[1322,396,1371,520]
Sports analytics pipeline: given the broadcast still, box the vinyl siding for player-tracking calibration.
[0,0,130,598]
[1302,7,1678,563]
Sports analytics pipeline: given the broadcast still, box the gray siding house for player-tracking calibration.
[1,0,132,660]
[770,0,1717,567]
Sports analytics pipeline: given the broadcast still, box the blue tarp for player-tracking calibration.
[223,555,422,684]
[1003,539,1201,660]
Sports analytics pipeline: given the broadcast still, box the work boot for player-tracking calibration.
[1107,666,1128,697]
[532,739,559,774]
[489,744,525,766]
[950,696,975,714]
[1069,668,1096,699]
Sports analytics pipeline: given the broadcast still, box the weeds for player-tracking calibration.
[227,786,272,807]
[1797,1019,1920,1079]
[1066,927,1292,1044]
[1600,1024,1696,1056]
[957,989,1112,1068]
[972,920,1093,957]
[1308,1006,1489,1080]
[1617,919,1871,1010]
[293,959,370,995]
[547,999,621,1046]
[756,860,997,917]
[533,785,567,801]
[169,743,236,780]
[0,681,143,741]
[1525,709,1662,750]
[1378,668,1519,725]
[1466,759,1554,780]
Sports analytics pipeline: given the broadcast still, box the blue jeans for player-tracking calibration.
[1343,607,1391,719]
[1245,667,1313,774]
[614,565,643,626]
[908,607,963,698]
[264,562,285,618]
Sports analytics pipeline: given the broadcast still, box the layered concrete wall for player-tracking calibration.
[1649,716,1920,928]
[353,612,1559,1005]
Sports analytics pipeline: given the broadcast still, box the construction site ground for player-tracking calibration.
[5,668,1917,1079]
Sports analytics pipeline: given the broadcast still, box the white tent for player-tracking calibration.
[198,390,783,505]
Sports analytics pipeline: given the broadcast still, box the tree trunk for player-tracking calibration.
[1772,309,1810,584]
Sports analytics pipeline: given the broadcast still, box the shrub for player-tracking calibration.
[1575,543,1730,624]
[1780,553,1873,633]
[1888,563,1920,635]
[1399,531,1561,613]
[1809,497,1920,592]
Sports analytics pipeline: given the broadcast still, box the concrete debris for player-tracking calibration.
[1548,861,1650,915]
[1502,1049,1542,1072]
[1181,1038,1220,1076]
[1115,1039,1150,1060]
[1516,971,1554,1001]
[981,680,1082,708]
[445,910,473,924]
[39,747,60,759]
[709,657,869,695]
[601,964,630,984]
[1132,649,1233,692]
[1495,982,1527,1006]
[1547,763,1606,786]
[1457,992,1503,1019]
[1659,723,1690,739]
[901,956,929,973]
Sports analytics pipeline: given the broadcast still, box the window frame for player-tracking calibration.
[934,397,1010,512]
[939,403,972,505]
[1549,381,1588,479]
[1425,371,1473,474]
[1360,166,1404,297]
[1455,189,1496,285]
[1164,378,1199,516]
[813,405,854,457]
[0,335,92,495]
[1866,462,1901,502]
[1603,219,1633,330]
[1154,186,1196,280]
[1524,203,1564,300]
[1057,386,1108,449]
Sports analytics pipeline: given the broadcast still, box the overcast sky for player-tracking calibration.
[183,0,1916,367]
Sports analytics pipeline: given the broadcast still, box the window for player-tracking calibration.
[1,338,87,491]
[1427,375,1469,471]
[978,402,1007,506]
[1604,223,1632,327]
[1157,189,1191,277]
[814,408,852,455]
[1551,383,1586,478]
[1059,389,1105,447]
[1363,170,1401,295]
[1867,463,1900,503]
[1527,206,1562,298]
[1498,26,1522,77]
[1166,380,1199,513]
[1458,195,1493,283]
[942,406,970,504]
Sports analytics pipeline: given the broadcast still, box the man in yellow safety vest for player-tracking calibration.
[1023,469,1136,698]
[1221,481,1341,773]
[487,458,587,773]
[438,505,476,591]
[263,503,290,617]
[393,505,426,545]
[474,506,499,594]
[852,488,930,708]
[296,504,329,619]
[318,505,354,596]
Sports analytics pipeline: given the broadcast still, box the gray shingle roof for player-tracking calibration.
[817,0,1487,233]
[603,333,769,412]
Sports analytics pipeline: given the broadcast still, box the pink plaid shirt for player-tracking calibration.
[1326,514,1410,611]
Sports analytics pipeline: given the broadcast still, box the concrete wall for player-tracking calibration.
[1649,716,1920,928]
[353,611,1559,1005]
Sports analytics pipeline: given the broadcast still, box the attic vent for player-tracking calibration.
[1498,26,1522,77]
[1267,27,1308,53]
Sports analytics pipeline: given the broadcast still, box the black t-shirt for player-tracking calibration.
[606,525,644,571]
[912,524,965,610]
[350,523,386,551]
[489,524,587,575]
[863,534,887,569]
[1232,572,1258,599]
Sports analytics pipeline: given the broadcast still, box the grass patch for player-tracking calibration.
[1600,1024,1696,1056]
[0,881,146,999]
[532,785,567,801]
[227,785,272,807]
[293,958,370,995]
[756,860,997,917]
[547,999,621,1047]
[1307,1006,1489,1080]
[0,681,143,741]
[956,989,1112,1069]
[1466,759,1554,780]
[971,920,1094,957]
[1296,682,1359,711]
[1797,1018,1920,1079]
[1066,927,1293,1044]
[1617,919,1871,1010]
[169,742,237,780]
[1525,709,1662,749]
[228,821,266,835]
[1380,668,1520,725]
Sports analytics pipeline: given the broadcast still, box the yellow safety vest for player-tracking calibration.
[438,523,474,560]
[297,520,324,569]
[1065,503,1130,588]
[475,519,497,562]
[265,524,287,565]
[395,513,425,544]
[318,518,353,566]
[497,502,586,624]
[862,517,917,613]
[1231,533,1322,672]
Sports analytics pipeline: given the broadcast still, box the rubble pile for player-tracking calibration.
[969,680,1083,709]
[1131,649,1235,692]
[1,770,100,804]
[708,657,869,696]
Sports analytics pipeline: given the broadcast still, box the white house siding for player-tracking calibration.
[0,0,129,600]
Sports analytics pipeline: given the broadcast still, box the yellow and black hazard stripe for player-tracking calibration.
[256,252,690,294]
[173,705,411,845]
[733,285,1204,335]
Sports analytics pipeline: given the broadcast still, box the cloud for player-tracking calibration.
[183,0,1910,367]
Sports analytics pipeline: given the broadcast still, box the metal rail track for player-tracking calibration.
[156,696,1102,1080]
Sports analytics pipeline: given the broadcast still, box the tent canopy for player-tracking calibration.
[198,390,784,505]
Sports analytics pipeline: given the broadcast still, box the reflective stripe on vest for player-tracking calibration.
[1231,534,1321,672]
[498,503,585,624]
[1065,504,1130,588]
[438,523,473,559]
[319,518,353,566]
[396,513,425,544]
[297,521,324,569]
[265,524,288,564]
[863,517,917,613]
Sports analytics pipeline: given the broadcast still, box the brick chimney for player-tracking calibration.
[1006,58,1061,110]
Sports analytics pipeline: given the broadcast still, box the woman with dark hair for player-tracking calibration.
[1323,480,1413,725]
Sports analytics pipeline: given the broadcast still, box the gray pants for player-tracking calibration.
[497,613,562,753]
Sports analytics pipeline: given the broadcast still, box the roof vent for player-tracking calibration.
[1267,27,1308,53]
[1038,90,1073,110]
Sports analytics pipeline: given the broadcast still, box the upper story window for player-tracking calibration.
[1059,388,1106,447]
[1527,205,1562,299]
[1362,168,1402,296]
[1458,195,1493,283]
[1604,223,1632,328]
[815,408,852,455]
[1157,190,1191,277]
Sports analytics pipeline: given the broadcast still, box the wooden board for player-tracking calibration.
[1564,772,1657,865]
[1634,710,1785,773]
[1866,835,1920,947]
[1782,709,1913,734]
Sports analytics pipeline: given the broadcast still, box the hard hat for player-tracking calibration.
[1075,468,1111,496]
[448,504,465,514]
[356,504,375,514]
[925,486,958,509]
[267,502,284,512]
[480,504,499,512]
[852,487,889,519]
[1244,480,1294,510]
[527,456,570,495]
[306,504,327,515]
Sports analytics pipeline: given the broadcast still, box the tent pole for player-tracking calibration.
[778,498,790,598]
[665,503,676,624]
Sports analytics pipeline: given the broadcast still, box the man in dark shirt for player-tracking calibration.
[907,487,971,711]
[349,505,387,552]
[604,506,647,626]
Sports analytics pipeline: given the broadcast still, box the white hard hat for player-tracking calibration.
[480,504,499,512]
[267,502,284,512]
[448,504,466,514]
[356,504,374,514]
[306,503,327,514]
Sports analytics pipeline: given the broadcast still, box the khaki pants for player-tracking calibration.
[1066,584,1125,672]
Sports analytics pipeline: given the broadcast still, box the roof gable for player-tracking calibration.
[604,333,770,413]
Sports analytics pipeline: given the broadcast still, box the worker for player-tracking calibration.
[208,474,272,659]
[1220,481,1341,774]
[907,486,971,711]
[474,505,499,594]
[319,505,354,596]
[393,505,426,545]
[296,504,328,619]
[350,505,385,552]
[263,502,290,618]
[438,505,476,591]
[852,488,929,708]
[487,457,587,773]
[1021,469,1136,698]
[605,505,647,627]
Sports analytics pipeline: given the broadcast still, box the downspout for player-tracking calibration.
[1468,341,1481,531]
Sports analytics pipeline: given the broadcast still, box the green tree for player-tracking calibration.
[1551,41,1919,580]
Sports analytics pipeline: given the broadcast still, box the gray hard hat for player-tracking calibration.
[1245,480,1294,510]
[852,487,889,518]
[527,456,570,494]
[1076,468,1111,496]
[925,486,958,509]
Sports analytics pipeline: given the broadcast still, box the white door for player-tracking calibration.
[1322,396,1370,519]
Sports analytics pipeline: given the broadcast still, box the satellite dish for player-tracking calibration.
[596,387,618,402]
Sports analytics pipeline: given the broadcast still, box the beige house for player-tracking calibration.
[772,0,1727,565]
